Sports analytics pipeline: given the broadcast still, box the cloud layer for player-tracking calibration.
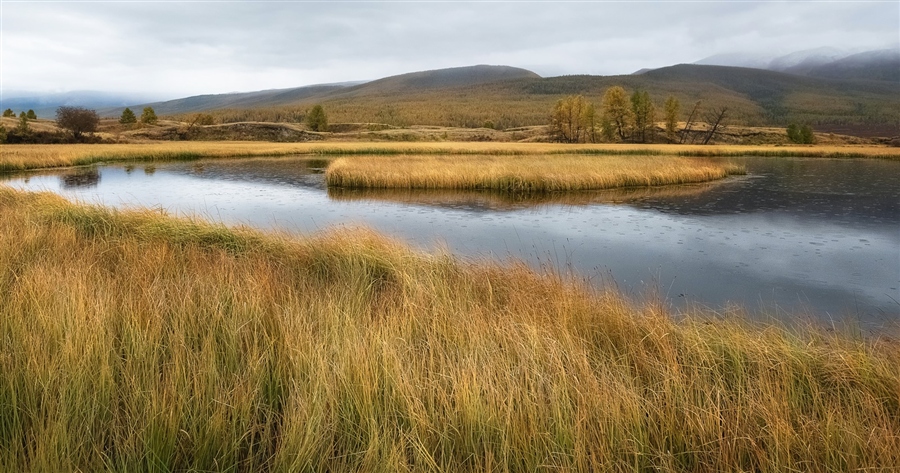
[3,1,897,98]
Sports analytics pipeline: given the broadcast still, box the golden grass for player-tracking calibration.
[1,142,898,173]
[1,187,899,471]
[326,155,747,191]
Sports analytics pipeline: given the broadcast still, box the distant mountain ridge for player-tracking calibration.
[113,65,541,116]
[695,47,900,82]
[109,63,900,133]
[4,61,897,136]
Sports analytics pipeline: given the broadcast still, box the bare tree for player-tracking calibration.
[680,100,702,144]
[56,106,99,140]
[702,107,728,145]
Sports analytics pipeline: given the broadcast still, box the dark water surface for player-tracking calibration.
[4,156,898,325]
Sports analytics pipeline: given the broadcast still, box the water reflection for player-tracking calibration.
[2,155,898,325]
[60,168,101,189]
[327,183,722,211]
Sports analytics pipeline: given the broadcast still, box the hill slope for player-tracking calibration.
[105,64,899,134]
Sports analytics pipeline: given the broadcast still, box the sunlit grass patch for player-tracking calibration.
[325,154,747,191]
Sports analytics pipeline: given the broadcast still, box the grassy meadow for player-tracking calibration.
[325,155,746,191]
[1,142,898,173]
[1,187,899,472]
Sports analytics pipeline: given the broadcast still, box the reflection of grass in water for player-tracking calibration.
[328,181,720,210]
[2,187,898,471]
[327,154,746,191]
[60,168,101,189]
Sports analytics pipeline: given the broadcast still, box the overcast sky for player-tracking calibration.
[2,0,898,100]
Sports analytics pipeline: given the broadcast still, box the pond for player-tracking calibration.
[3,155,898,327]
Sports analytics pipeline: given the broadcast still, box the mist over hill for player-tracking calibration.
[695,47,900,82]
[0,91,164,119]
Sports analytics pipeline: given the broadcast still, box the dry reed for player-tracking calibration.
[1,142,897,173]
[326,155,747,191]
[1,187,898,472]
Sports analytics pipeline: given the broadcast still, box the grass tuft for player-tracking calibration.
[0,187,898,471]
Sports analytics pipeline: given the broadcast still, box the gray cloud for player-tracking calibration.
[3,1,897,98]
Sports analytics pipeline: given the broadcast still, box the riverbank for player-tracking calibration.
[1,142,898,173]
[325,155,746,191]
[1,187,898,471]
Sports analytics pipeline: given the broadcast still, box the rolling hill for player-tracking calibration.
[64,62,900,136]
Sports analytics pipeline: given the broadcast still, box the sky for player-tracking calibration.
[2,0,898,100]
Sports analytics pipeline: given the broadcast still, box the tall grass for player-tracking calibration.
[326,155,747,191]
[2,142,897,173]
[1,187,898,472]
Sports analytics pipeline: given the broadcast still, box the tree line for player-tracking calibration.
[549,88,729,144]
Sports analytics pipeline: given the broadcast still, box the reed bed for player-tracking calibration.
[326,155,747,191]
[2,142,897,173]
[1,187,898,472]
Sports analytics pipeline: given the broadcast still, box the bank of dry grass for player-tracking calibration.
[1,142,898,173]
[1,187,898,472]
[326,155,746,191]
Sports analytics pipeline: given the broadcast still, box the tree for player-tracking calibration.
[56,106,100,140]
[306,105,328,132]
[17,112,29,133]
[26,109,37,120]
[584,103,598,143]
[799,124,815,144]
[120,107,137,125]
[664,96,680,141]
[550,95,594,143]
[2,109,13,118]
[140,107,158,125]
[630,90,655,143]
[601,86,632,142]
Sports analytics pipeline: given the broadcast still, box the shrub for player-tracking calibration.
[786,123,816,144]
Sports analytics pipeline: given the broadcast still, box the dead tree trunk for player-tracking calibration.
[702,107,727,145]
[680,100,702,144]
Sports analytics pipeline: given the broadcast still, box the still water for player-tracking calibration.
[3,156,898,325]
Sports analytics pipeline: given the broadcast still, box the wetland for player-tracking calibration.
[4,154,897,325]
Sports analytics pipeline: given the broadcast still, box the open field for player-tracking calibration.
[1,187,899,471]
[325,155,746,191]
[2,142,898,173]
